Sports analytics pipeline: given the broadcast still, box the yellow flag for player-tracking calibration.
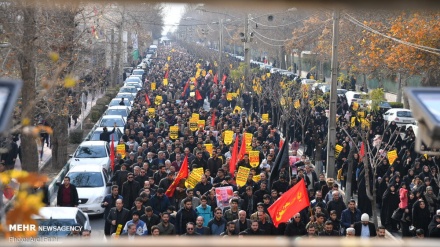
[294,99,300,109]
[224,130,233,145]
[236,167,250,187]
[192,113,199,120]
[335,144,343,158]
[189,119,198,131]
[151,82,156,91]
[148,108,155,118]
[262,114,269,121]
[169,126,179,139]
[351,117,356,127]
[227,93,233,101]
[309,100,315,108]
[249,151,260,168]
[155,95,162,105]
[167,56,171,61]
[234,105,241,113]
[205,143,213,157]
[202,70,206,77]
[352,102,359,111]
[198,120,205,129]
[261,74,266,81]
[230,64,233,69]
[387,150,398,165]
[245,133,253,146]
[163,78,168,86]
[266,72,271,78]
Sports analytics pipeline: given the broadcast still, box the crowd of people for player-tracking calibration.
[90,42,440,239]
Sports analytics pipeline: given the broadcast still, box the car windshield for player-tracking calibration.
[397,111,413,117]
[90,131,119,142]
[74,145,107,158]
[109,99,130,107]
[133,70,143,75]
[37,219,77,237]
[119,87,136,93]
[100,118,124,127]
[105,109,128,117]
[68,172,104,187]
[116,94,134,101]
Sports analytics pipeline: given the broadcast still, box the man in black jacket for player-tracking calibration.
[101,185,122,235]
[140,206,161,234]
[284,213,307,236]
[107,199,130,234]
[318,221,340,236]
[99,123,117,142]
[57,176,79,207]
[122,173,141,209]
[354,213,377,237]
[239,220,265,235]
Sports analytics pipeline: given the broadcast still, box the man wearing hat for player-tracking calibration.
[122,211,148,236]
[354,213,377,238]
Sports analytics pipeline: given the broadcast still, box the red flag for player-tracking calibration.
[110,135,115,171]
[279,138,284,150]
[165,155,189,197]
[213,74,218,84]
[221,74,227,85]
[195,90,203,101]
[238,134,247,162]
[268,179,310,227]
[164,69,169,79]
[145,94,151,106]
[181,81,189,97]
[229,139,239,176]
[359,142,365,160]
[211,111,216,127]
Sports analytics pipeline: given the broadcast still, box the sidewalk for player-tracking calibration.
[12,90,105,171]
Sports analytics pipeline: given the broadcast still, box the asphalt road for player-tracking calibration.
[89,214,106,239]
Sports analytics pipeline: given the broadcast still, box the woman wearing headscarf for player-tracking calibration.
[412,199,431,235]
[381,184,400,232]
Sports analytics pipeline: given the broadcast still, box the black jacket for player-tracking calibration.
[353,222,377,237]
[107,207,130,234]
[121,180,141,209]
[284,221,307,236]
[99,127,116,142]
[57,184,79,207]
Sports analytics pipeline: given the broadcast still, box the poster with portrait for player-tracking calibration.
[215,186,233,209]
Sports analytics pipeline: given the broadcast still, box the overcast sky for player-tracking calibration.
[162,3,185,36]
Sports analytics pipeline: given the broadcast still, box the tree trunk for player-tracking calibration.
[51,115,68,169]
[363,74,367,92]
[402,78,410,109]
[298,51,302,76]
[18,5,38,172]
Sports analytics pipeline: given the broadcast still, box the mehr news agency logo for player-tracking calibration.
[7,224,82,242]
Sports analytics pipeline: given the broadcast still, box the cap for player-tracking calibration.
[361,213,369,222]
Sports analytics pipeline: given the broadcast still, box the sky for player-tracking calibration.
[162,3,186,36]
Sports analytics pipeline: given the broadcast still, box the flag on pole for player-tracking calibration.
[213,74,218,84]
[221,74,227,85]
[229,139,239,176]
[359,142,365,160]
[181,81,189,97]
[165,155,189,197]
[164,69,169,79]
[211,111,216,127]
[145,94,151,106]
[238,134,247,162]
[110,135,115,171]
[195,90,203,101]
[268,179,310,227]
[269,132,289,189]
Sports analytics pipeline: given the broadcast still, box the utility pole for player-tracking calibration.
[326,9,340,179]
[218,18,224,83]
[244,14,253,114]
[114,7,125,87]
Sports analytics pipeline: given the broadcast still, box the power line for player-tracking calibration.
[344,13,440,56]
[249,13,318,28]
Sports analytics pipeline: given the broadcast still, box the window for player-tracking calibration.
[74,145,107,158]
[100,118,125,127]
[76,211,87,228]
[106,109,129,117]
[69,172,104,187]
[397,111,413,117]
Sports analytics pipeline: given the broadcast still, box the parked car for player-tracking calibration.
[103,106,130,122]
[130,69,145,80]
[383,108,416,126]
[33,207,91,237]
[65,165,112,215]
[378,101,392,114]
[119,86,138,97]
[337,89,347,97]
[85,127,123,148]
[115,93,135,105]
[96,115,126,134]
[108,98,132,110]
[125,76,142,85]
[345,91,370,108]
[68,141,111,171]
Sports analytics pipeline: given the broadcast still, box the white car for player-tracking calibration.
[86,127,123,148]
[119,86,138,97]
[108,98,132,110]
[383,108,416,126]
[69,141,111,172]
[97,115,126,134]
[115,93,135,104]
[34,207,91,236]
[130,69,145,80]
[65,165,112,215]
[124,82,142,90]
[345,91,370,108]
[104,106,130,122]
[125,76,142,85]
